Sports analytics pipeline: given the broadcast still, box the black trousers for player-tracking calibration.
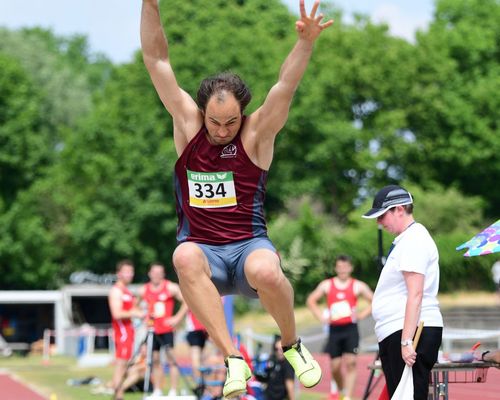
[379,327,442,400]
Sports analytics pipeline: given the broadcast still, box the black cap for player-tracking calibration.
[362,185,413,219]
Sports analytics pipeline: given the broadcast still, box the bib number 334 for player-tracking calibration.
[187,170,237,208]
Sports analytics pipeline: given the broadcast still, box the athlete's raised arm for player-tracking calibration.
[141,0,202,154]
[250,0,333,139]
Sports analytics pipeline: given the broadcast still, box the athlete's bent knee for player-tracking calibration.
[248,261,283,289]
[172,243,205,277]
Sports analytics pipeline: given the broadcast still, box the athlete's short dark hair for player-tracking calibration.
[197,72,252,112]
[116,259,134,272]
[149,262,165,270]
[335,254,352,264]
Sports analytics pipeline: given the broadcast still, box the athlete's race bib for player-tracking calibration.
[187,170,237,208]
[154,301,166,318]
[329,300,353,322]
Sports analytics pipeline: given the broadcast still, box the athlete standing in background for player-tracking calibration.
[138,263,187,396]
[108,260,145,400]
[307,255,373,400]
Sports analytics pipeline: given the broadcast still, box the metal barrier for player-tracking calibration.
[441,327,500,353]
[42,326,113,362]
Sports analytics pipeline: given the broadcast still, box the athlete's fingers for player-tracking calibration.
[310,0,320,19]
[320,19,334,30]
[299,0,306,18]
[314,13,324,24]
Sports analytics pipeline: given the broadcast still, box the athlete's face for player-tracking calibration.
[148,265,165,285]
[117,264,134,285]
[203,91,242,146]
[335,260,353,281]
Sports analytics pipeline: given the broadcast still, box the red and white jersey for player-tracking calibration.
[186,309,206,332]
[143,280,175,334]
[111,284,134,330]
[327,278,358,326]
[110,284,135,359]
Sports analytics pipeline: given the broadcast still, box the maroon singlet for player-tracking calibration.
[174,119,268,244]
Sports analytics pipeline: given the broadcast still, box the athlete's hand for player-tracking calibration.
[132,308,146,319]
[164,315,181,327]
[295,0,333,42]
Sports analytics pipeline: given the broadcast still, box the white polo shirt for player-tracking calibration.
[372,222,443,342]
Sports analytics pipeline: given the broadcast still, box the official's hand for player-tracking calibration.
[401,344,417,367]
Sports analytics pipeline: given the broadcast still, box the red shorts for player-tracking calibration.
[113,322,134,360]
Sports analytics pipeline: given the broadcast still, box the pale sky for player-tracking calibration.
[0,0,434,64]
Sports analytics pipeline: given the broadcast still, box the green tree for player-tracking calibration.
[0,53,49,206]
[1,0,497,290]
[394,0,500,215]
[0,28,111,132]
[34,0,300,280]
[41,62,179,280]
[0,187,61,289]
[269,12,419,219]
[0,28,112,288]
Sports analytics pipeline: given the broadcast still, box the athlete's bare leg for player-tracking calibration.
[190,345,203,384]
[112,359,127,399]
[331,356,343,393]
[173,242,240,357]
[343,353,357,398]
[120,363,145,393]
[152,351,164,392]
[244,249,297,347]
[167,350,180,393]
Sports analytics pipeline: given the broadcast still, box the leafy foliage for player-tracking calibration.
[0,0,498,292]
[398,0,500,215]
[0,53,49,206]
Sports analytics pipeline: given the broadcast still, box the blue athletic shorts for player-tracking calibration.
[195,236,277,299]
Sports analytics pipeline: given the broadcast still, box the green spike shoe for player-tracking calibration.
[222,355,252,399]
[283,338,322,388]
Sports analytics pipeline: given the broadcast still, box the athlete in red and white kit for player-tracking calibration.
[186,309,209,388]
[307,255,373,400]
[108,260,145,400]
[141,0,333,397]
[138,263,187,396]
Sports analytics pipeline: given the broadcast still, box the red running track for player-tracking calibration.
[0,372,47,400]
[2,354,499,399]
[302,353,500,399]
